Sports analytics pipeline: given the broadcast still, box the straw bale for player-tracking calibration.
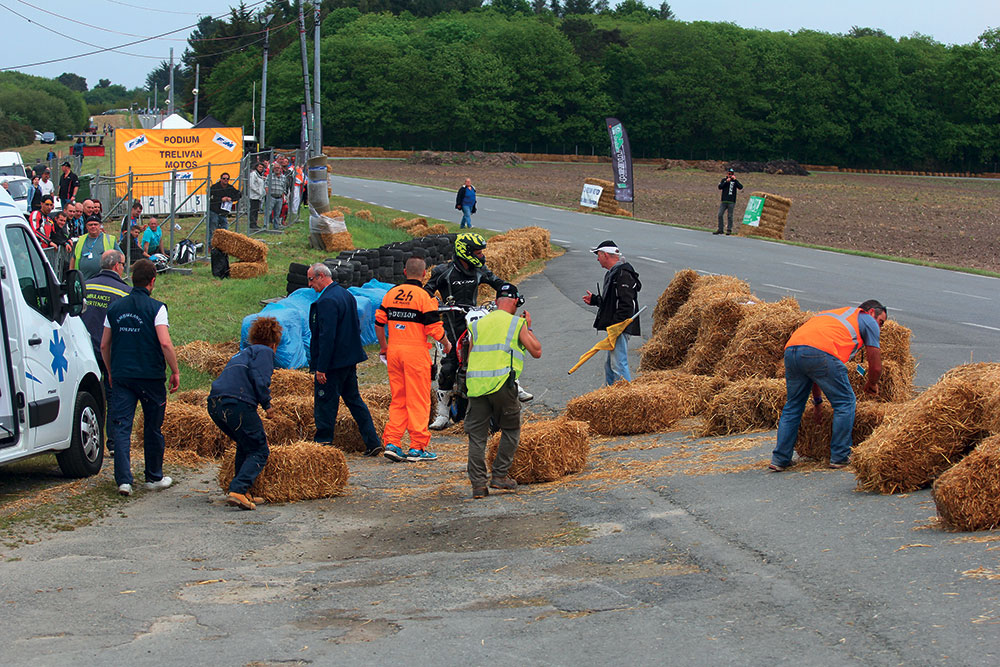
[763,193,792,207]
[700,378,786,436]
[983,385,1000,433]
[217,440,349,503]
[486,417,589,484]
[795,401,902,461]
[211,228,268,263]
[229,262,269,279]
[358,383,392,410]
[652,269,699,332]
[270,369,314,398]
[390,216,408,227]
[331,205,352,216]
[333,406,389,453]
[413,224,449,237]
[270,395,315,440]
[856,320,916,387]
[321,231,354,252]
[681,295,755,375]
[847,359,912,403]
[715,298,807,380]
[491,227,551,260]
[852,366,1000,494]
[177,340,231,376]
[156,402,226,457]
[261,413,300,447]
[400,217,427,230]
[632,370,728,415]
[565,383,684,436]
[355,209,374,222]
[933,435,1000,531]
[174,389,209,407]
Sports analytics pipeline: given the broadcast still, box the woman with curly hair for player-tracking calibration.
[208,317,283,510]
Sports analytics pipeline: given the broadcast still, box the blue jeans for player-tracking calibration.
[208,211,228,245]
[460,205,473,228]
[605,333,632,385]
[209,396,269,494]
[314,365,381,451]
[110,377,167,486]
[263,195,284,229]
[772,346,856,467]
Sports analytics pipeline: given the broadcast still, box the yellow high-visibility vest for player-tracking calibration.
[465,310,525,397]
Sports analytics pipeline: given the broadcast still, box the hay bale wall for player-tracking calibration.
[487,418,589,483]
[933,434,1000,531]
[211,229,268,263]
[566,383,684,436]
[218,441,349,503]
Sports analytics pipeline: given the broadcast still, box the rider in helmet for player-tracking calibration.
[424,232,532,429]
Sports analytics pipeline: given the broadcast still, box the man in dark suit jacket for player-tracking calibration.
[308,263,383,456]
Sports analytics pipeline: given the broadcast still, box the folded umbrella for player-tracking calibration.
[568,306,646,375]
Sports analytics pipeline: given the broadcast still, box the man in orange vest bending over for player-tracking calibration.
[770,300,887,472]
[375,257,452,463]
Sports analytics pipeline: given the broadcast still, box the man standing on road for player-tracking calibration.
[376,257,451,463]
[582,240,641,385]
[209,173,241,244]
[83,250,131,455]
[464,283,542,499]
[58,161,79,207]
[101,258,180,496]
[455,178,476,229]
[715,168,743,235]
[248,161,266,231]
[308,263,383,455]
[769,300,887,472]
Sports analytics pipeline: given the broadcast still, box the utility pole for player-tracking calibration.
[297,0,313,143]
[192,63,200,125]
[167,47,175,115]
[252,81,257,152]
[260,14,275,151]
[312,1,321,157]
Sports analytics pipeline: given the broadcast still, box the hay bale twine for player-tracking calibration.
[652,269,699,333]
[565,383,684,436]
[933,434,1000,531]
[631,370,728,415]
[487,417,589,484]
[700,378,786,436]
[795,401,902,461]
[211,228,268,263]
[217,440,349,503]
[852,364,1000,494]
[715,298,807,380]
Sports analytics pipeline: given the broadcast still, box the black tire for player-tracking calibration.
[376,267,394,281]
[380,256,395,268]
[287,272,309,286]
[286,281,300,294]
[56,390,104,478]
[288,262,309,276]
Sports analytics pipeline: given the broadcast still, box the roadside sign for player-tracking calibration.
[742,195,765,227]
[580,183,603,208]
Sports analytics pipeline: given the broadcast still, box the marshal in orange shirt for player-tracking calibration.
[375,279,446,348]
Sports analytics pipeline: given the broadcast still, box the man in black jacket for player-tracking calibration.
[582,239,642,385]
[209,173,241,245]
[715,168,743,235]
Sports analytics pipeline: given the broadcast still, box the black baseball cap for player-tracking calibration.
[61,161,71,167]
[497,283,520,300]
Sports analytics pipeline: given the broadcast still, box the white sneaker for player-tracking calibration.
[118,483,132,496]
[145,476,172,491]
[516,381,533,402]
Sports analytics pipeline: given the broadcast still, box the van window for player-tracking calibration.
[5,226,54,320]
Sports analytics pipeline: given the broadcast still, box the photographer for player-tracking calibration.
[715,168,744,235]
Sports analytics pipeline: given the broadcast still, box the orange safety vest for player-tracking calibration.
[785,306,864,363]
[294,166,304,186]
[375,280,446,348]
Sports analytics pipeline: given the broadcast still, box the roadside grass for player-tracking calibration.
[11,139,113,175]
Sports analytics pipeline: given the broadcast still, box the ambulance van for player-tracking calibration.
[0,183,105,477]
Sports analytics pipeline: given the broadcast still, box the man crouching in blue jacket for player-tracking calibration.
[208,317,283,510]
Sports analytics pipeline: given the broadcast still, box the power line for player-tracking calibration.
[103,0,204,15]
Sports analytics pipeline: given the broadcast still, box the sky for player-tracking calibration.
[0,0,996,89]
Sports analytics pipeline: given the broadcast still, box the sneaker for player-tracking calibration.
[384,444,407,462]
[364,445,385,457]
[472,486,489,499]
[828,461,849,469]
[145,476,173,491]
[118,483,132,496]
[490,476,518,491]
[406,448,438,462]
[227,492,256,510]
[768,463,787,472]
[247,494,266,504]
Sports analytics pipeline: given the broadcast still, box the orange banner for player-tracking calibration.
[114,127,243,178]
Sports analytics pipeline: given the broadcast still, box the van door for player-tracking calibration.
[4,224,66,449]
[0,283,18,448]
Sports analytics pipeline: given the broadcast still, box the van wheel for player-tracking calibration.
[56,391,104,478]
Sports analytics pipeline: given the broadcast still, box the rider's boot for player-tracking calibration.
[429,389,453,430]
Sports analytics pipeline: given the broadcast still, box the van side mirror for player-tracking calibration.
[62,269,86,318]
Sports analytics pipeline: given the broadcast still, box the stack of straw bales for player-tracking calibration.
[933,435,1000,531]
[852,363,1000,494]
[631,370,727,416]
[737,192,791,240]
[218,441,349,503]
[412,223,450,237]
[320,211,354,252]
[481,227,551,283]
[487,418,589,483]
[794,402,902,461]
[714,298,808,380]
[211,229,269,279]
[578,178,632,217]
[652,269,699,331]
[566,383,684,436]
[176,340,238,376]
[700,378,786,436]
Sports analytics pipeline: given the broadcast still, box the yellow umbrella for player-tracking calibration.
[568,306,647,375]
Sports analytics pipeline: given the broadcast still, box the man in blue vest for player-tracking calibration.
[463,283,542,499]
[101,259,181,496]
[307,263,382,456]
[82,250,131,455]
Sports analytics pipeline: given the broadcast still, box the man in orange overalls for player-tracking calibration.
[376,257,452,463]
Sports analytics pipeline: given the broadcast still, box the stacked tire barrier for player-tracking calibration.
[285,234,456,294]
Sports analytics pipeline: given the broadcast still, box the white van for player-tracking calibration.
[0,152,27,179]
[0,186,105,476]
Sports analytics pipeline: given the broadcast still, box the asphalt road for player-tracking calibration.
[332,173,1000,388]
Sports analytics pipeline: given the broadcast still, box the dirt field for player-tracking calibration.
[329,160,1000,273]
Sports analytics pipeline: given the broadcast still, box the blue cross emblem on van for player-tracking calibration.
[50,330,68,382]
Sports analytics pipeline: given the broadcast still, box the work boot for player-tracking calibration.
[516,380,533,403]
[490,476,518,491]
[429,389,452,430]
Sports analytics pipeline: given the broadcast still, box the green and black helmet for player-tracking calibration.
[454,232,487,267]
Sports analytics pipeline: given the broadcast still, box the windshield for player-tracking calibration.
[0,165,26,178]
[3,181,29,200]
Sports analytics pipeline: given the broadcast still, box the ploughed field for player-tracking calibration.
[329,160,1000,273]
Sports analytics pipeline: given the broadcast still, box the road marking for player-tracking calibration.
[695,269,719,276]
[782,261,816,270]
[483,208,496,212]
[594,227,611,232]
[531,216,547,221]
[485,227,501,232]
[943,290,991,301]
[763,283,804,293]
[552,238,571,244]
[637,256,666,264]
[961,322,1000,332]
[673,242,696,247]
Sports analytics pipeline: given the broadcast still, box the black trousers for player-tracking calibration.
[314,365,381,451]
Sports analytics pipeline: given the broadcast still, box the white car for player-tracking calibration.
[0,175,61,219]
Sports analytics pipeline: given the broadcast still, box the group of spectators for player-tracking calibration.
[246,155,304,233]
